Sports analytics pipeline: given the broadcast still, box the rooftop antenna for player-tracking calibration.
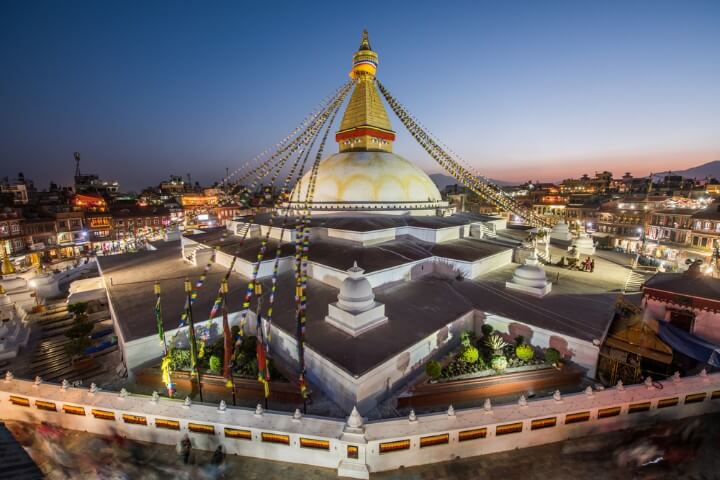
[74,152,81,177]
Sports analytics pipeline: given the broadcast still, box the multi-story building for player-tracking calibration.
[54,210,87,258]
[111,206,171,246]
[688,204,720,252]
[0,208,25,257]
[22,216,57,264]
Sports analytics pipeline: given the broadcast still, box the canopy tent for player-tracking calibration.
[657,322,720,368]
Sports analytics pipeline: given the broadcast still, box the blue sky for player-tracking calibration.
[2,0,719,190]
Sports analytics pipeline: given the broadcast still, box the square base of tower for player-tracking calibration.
[325,302,388,337]
[505,281,552,298]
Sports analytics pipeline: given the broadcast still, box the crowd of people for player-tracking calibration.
[6,421,229,479]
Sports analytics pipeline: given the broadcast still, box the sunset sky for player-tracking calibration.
[2,0,719,190]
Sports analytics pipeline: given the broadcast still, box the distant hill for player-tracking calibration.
[649,160,720,180]
[429,173,515,191]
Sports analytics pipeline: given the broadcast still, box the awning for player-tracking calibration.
[657,322,720,367]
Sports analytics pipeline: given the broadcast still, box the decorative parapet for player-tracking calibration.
[0,373,719,478]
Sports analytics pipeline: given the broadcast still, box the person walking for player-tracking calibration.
[178,434,192,465]
[590,259,595,273]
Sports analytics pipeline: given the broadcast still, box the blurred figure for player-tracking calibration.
[178,434,192,465]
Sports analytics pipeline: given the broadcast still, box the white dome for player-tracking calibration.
[291,151,442,205]
[511,253,548,288]
[574,235,594,248]
[552,221,570,234]
[337,262,375,312]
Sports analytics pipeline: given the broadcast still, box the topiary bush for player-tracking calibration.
[544,347,561,365]
[480,324,494,338]
[208,355,222,374]
[516,344,534,362]
[460,346,479,364]
[425,360,441,380]
[491,355,508,372]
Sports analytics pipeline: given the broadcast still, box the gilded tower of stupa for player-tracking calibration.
[289,30,448,215]
[335,30,396,153]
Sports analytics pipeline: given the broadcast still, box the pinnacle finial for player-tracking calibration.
[359,29,371,51]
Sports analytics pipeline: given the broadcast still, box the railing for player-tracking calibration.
[0,371,719,477]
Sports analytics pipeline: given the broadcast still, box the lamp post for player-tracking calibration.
[184,278,203,402]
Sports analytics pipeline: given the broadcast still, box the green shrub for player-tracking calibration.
[480,324,494,338]
[208,355,222,374]
[516,344,534,362]
[67,302,88,316]
[544,348,561,365]
[460,331,473,348]
[425,360,441,380]
[169,348,192,370]
[460,346,479,363]
[491,355,508,372]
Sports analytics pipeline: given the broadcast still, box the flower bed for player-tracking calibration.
[426,328,562,383]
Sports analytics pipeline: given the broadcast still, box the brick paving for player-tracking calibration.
[6,413,720,479]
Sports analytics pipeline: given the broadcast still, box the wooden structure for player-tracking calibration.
[396,363,584,409]
[598,297,673,385]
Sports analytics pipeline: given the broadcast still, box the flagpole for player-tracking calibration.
[154,281,167,355]
[221,279,237,406]
[255,283,269,410]
[184,278,203,402]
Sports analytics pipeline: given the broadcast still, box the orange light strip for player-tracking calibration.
[419,433,449,448]
[188,423,214,434]
[379,439,410,453]
[300,437,330,450]
[156,419,181,430]
[122,414,147,425]
[496,422,523,435]
[9,395,30,407]
[458,428,487,441]
[685,393,707,404]
[261,432,290,445]
[224,428,252,440]
[91,409,115,420]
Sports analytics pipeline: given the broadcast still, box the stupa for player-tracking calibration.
[287,31,450,217]
[0,286,30,360]
[550,220,573,243]
[572,234,596,256]
[99,31,616,414]
[505,250,552,298]
[325,261,387,336]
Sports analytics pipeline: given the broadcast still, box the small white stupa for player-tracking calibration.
[550,220,573,243]
[505,250,552,298]
[572,234,596,256]
[325,262,388,336]
[0,286,31,360]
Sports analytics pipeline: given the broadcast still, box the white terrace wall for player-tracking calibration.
[1,373,719,479]
[477,312,601,378]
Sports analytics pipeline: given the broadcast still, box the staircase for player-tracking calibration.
[536,249,552,265]
[623,270,647,294]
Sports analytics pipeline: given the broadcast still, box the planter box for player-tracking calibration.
[136,368,303,404]
[397,363,584,409]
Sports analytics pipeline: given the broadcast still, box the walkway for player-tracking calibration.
[6,413,719,479]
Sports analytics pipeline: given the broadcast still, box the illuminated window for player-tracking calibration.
[419,433,449,448]
[531,417,557,430]
[156,419,180,430]
[261,432,290,445]
[347,445,359,459]
[657,398,679,409]
[300,437,330,450]
[628,402,651,414]
[685,393,707,404]
[188,423,214,434]
[92,409,116,420]
[598,406,621,419]
[35,400,57,412]
[379,439,410,453]
[122,414,148,425]
[458,428,487,441]
[62,405,86,416]
[9,396,30,407]
[224,428,251,439]
[565,412,590,424]
[496,422,523,435]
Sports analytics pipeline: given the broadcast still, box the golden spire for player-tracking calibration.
[337,30,396,153]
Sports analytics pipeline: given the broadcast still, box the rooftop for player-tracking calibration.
[644,272,720,302]
[98,240,622,377]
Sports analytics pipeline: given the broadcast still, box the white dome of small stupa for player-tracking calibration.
[338,262,375,312]
[510,251,548,288]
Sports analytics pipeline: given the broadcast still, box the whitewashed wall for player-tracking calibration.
[1,373,718,479]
